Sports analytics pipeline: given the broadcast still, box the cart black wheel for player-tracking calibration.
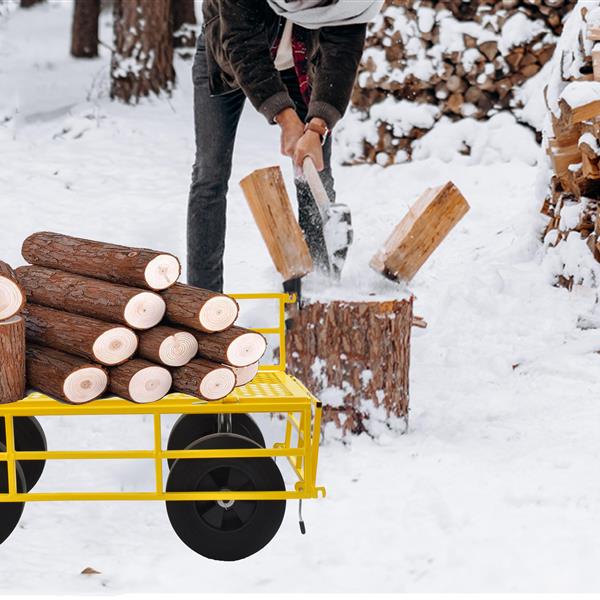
[166,433,286,561]
[167,414,265,468]
[0,417,46,491]
[0,442,26,545]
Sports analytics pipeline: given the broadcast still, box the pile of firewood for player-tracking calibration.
[346,0,576,165]
[0,232,266,405]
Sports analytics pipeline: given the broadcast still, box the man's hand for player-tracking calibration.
[276,108,304,158]
[294,129,325,172]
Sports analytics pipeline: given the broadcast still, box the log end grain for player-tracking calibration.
[124,292,166,330]
[63,367,108,404]
[225,332,267,367]
[198,295,239,332]
[231,362,259,387]
[92,327,138,365]
[128,366,172,403]
[199,366,235,400]
[144,254,181,290]
[158,331,198,367]
[0,276,25,321]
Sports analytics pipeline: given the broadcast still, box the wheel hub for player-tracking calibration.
[217,490,235,510]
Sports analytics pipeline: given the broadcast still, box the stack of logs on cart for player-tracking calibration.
[542,3,600,286]
[0,232,266,405]
[348,0,576,165]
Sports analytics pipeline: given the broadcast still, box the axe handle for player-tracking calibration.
[303,156,331,220]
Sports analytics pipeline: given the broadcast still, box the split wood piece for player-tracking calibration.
[230,362,259,387]
[0,316,26,404]
[240,166,313,282]
[550,144,582,177]
[162,283,239,333]
[588,25,600,42]
[370,182,470,283]
[0,261,25,321]
[23,304,138,366]
[559,97,600,127]
[171,358,235,401]
[593,44,600,81]
[21,231,181,291]
[109,359,172,404]
[138,326,198,367]
[188,326,267,367]
[16,266,165,330]
[26,344,108,404]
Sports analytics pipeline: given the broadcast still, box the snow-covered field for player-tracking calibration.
[1,2,600,594]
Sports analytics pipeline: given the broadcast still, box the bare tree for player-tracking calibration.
[172,0,196,48]
[20,0,44,7]
[71,0,100,58]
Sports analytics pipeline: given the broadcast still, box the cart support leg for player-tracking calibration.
[4,416,16,495]
[153,414,163,494]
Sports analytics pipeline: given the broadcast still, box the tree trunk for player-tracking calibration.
[20,0,44,7]
[171,0,196,48]
[16,266,165,330]
[26,344,108,404]
[109,359,172,403]
[22,232,180,290]
[71,0,100,59]
[162,283,239,332]
[111,0,175,103]
[0,261,25,321]
[172,358,235,401]
[23,304,138,366]
[138,325,197,367]
[0,317,26,404]
[187,326,267,367]
[286,298,413,436]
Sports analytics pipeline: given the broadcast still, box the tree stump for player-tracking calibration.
[0,317,26,404]
[286,297,413,436]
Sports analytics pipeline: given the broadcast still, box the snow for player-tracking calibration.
[2,1,600,594]
[561,80,600,109]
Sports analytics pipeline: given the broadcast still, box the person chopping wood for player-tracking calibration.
[187,0,384,293]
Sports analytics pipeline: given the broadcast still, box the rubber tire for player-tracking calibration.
[166,433,286,561]
[167,414,265,468]
[0,442,27,545]
[0,417,46,491]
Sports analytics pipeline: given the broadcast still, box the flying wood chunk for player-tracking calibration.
[109,359,172,404]
[16,266,165,330]
[21,231,180,291]
[26,344,108,404]
[0,316,26,404]
[240,166,313,282]
[0,261,25,321]
[23,304,138,366]
[230,362,259,387]
[370,182,470,283]
[162,283,239,333]
[138,326,198,367]
[171,358,236,401]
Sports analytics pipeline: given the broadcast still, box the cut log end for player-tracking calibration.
[198,295,239,332]
[128,366,172,403]
[226,332,267,367]
[0,276,24,321]
[158,332,198,367]
[92,327,138,366]
[63,367,108,404]
[144,254,181,290]
[124,292,166,330]
[199,367,236,400]
[231,362,259,387]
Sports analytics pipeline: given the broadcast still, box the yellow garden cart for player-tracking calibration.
[0,293,326,562]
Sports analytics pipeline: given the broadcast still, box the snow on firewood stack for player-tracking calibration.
[3,232,266,405]
[337,0,576,166]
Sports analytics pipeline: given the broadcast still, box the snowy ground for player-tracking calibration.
[1,2,600,594]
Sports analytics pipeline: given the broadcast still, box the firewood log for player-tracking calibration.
[23,304,138,366]
[161,283,239,332]
[26,344,108,404]
[171,358,235,401]
[0,261,25,321]
[187,326,267,367]
[21,231,180,290]
[137,325,198,367]
[108,359,172,404]
[0,316,26,404]
[16,266,165,330]
[230,362,259,387]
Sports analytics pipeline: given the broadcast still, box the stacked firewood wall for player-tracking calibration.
[347,0,576,165]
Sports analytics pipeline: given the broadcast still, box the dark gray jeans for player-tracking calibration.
[187,35,335,293]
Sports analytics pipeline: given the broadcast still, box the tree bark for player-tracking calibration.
[0,317,26,404]
[71,0,100,59]
[109,359,172,403]
[286,298,413,436]
[111,0,175,103]
[0,261,25,321]
[138,325,198,367]
[171,0,196,48]
[162,283,239,332]
[172,358,235,401]
[22,231,180,290]
[16,266,165,330]
[187,326,267,367]
[23,304,138,366]
[26,344,108,404]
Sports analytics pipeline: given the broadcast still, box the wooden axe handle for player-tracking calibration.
[303,156,331,220]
